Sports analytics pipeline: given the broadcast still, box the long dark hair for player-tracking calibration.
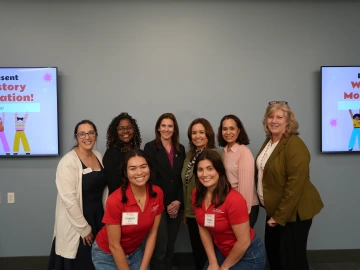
[187,118,215,159]
[120,149,157,203]
[73,119,98,148]
[154,113,181,152]
[106,112,142,152]
[193,150,231,208]
[217,114,250,147]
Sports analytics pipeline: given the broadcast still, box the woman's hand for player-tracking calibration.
[169,213,178,219]
[267,217,277,227]
[167,200,181,216]
[183,216,188,227]
[82,231,94,246]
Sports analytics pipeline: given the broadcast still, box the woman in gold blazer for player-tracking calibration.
[255,101,323,270]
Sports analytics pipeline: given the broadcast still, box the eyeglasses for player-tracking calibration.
[268,101,288,105]
[117,126,134,132]
[76,131,97,139]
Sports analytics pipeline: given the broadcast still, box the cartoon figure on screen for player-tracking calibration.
[0,113,11,155]
[13,113,30,155]
[348,109,360,151]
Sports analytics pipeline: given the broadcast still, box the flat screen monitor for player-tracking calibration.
[0,67,59,157]
[321,66,360,153]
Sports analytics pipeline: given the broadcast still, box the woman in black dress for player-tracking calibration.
[103,112,142,194]
[48,120,108,270]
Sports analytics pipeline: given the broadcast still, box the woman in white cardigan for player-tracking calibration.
[48,120,108,270]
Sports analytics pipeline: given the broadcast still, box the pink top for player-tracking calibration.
[223,143,259,213]
[165,144,174,168]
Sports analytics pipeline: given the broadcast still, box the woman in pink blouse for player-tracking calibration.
[217,115,259,228]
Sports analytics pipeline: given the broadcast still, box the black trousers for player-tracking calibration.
[265,215,312,270]
[250,205,259,228]
[150,212,181,270]
[187,217,207,270]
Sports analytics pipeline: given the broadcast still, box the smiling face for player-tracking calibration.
[158,118,175,141]
[117,118,135,144]
[221,119,240,147]
[75,123,97,151]
[126,156,150,188]
[266,109,287,138]
[191,123,208,150]
[196,159,219,191]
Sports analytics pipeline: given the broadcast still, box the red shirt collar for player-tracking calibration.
[125,183,150,206]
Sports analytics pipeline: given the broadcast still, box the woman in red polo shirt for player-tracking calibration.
[192,150,265,270]
[92,149,164,270]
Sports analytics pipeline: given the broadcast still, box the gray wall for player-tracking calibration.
[1,0,359,257]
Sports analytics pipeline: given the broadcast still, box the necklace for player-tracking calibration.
[136,196,146,207]
[259,140,272,170]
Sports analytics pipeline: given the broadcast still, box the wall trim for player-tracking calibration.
[1,250,360,269]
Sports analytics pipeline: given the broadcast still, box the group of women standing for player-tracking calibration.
[48,101,323,270]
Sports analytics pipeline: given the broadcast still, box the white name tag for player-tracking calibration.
[83,168,92,174]
[204,214,215,227]
[122,212,139,225]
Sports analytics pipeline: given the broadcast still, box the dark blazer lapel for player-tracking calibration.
[158,145,175,177]
[173,149,182,175]
[264,136,289,173]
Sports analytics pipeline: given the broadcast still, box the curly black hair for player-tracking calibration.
[106,112,142,152]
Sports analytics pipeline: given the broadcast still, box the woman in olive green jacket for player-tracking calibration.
[256,101,323,270]
[181,118,221,270]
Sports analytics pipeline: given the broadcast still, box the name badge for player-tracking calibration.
[83,168,92,174]
[204,214,215,227]
[122,212,139,225]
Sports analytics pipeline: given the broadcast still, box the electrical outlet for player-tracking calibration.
[7,192,15,204]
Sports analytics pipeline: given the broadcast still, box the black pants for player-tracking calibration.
[250,205,259,228]
[150,212,181,270]
[187,217,207,270]
[265,215,312,270]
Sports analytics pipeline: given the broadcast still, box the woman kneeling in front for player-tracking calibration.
[92,149,164,270]
[192,150,265,270]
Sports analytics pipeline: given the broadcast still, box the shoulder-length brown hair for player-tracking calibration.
[193,150,231,208]
[217,114,250,147]
[187,118,215,159]
[263,103,299,137]
[154,113,181,152]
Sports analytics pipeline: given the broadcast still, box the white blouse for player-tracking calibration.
[256,140,279,206]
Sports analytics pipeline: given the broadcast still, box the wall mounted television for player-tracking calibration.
[321,66,360,153]
[0,67,59,157]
